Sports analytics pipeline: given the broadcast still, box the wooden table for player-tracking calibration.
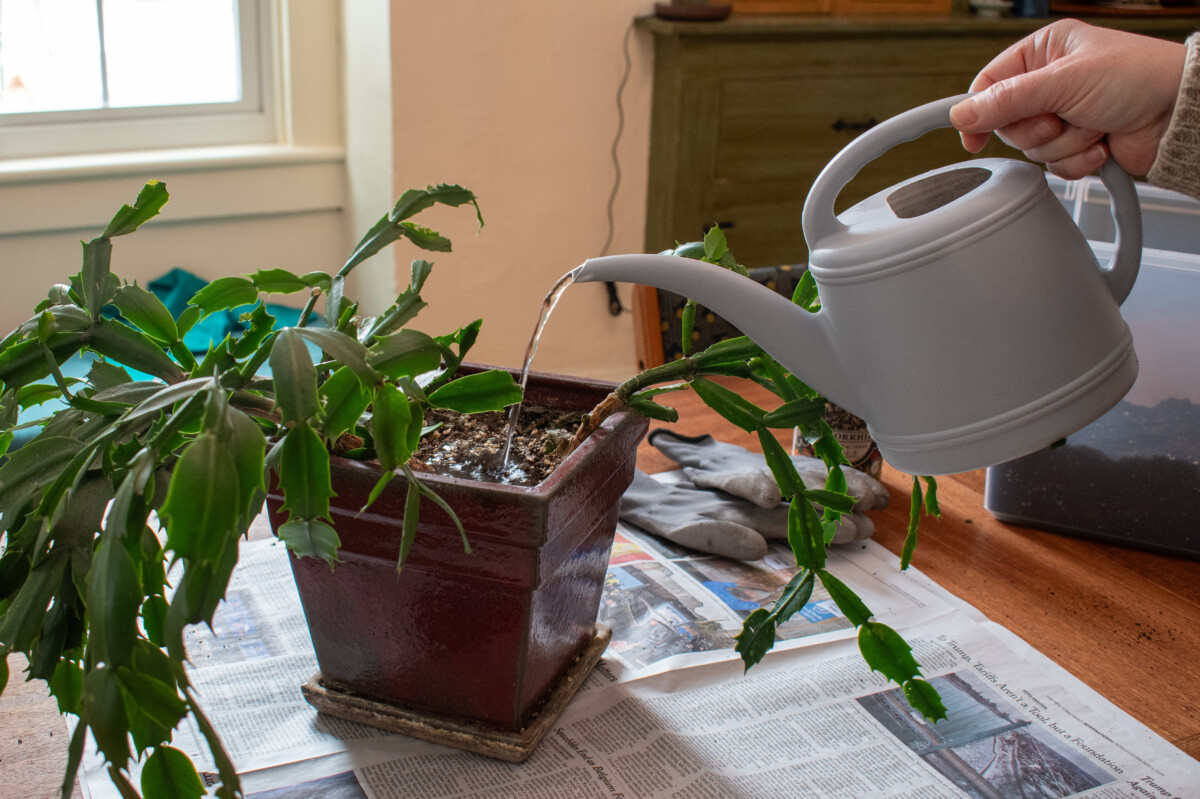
[4,377,1197,799]
[638,377,1200,762]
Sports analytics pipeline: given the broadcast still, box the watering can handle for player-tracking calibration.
[801,93,1142,305]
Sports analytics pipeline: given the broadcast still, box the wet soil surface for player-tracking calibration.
[410,406,584,487]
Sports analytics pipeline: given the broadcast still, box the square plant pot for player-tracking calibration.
[264,367,647,761]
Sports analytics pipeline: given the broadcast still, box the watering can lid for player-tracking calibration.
[808,158,1049,277]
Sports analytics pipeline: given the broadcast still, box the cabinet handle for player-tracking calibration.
[831,117,878,133]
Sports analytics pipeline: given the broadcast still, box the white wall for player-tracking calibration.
[388,2,653,383]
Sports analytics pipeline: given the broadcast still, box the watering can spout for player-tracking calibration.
[571,254,862,415]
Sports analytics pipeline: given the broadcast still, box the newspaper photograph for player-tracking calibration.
[75,507,1199,799]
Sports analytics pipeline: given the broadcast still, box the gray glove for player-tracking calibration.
[619,470,876,561]
[648,430,889,512]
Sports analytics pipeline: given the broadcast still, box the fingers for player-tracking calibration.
[1044,142,1109,181]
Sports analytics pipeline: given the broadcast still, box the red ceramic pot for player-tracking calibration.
[264,368,646,759]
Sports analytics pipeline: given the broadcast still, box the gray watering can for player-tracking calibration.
[572,94,1143,476]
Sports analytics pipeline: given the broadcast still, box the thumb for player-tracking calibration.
[951,74,1061,135]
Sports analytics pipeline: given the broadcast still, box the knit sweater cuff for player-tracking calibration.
[1148,32,1200,198]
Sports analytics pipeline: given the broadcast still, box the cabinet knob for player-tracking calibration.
[831,117,878,134]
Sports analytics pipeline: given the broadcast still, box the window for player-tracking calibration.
[0,0,274,159]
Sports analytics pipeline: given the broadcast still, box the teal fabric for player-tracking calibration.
[11,269,315,448]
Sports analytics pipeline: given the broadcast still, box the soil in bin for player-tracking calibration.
[409,406,585,487]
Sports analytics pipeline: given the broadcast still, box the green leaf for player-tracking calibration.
[342,184,480,274]
[734,608,777,671]
[902,476,922,570]
[690,336,763,368]
[804,488,855,515]
[114,377,210,431]
[817,569,871,627]
[103,180,169,238]
[772,569,816,624]
[756,430,804,498]
[160,435,240,561]
[62,720,88,799]
[391,183,481,225]
[277,518,341,564]
[219,408,268,525]
[903,678,948,721]
[176,305,203,338]
[858,621,923,685]
[188,276,258,317]
[761,397,826,429]
[249,268,330,295]
[680,300,696,358]
[49,658,85,716]
[318,366,372,442]
[186,690,241,799]
[270,328,320,424]
[691,377,764,433]
[922,475,940,517]
[410,259,434,292]
[399,477,421,569]
[141,595,168,647]
[142,746,206,799]
[626,395,679,423]
[371,382,414,472]
[80,237,115,319]
[115,667,187,732]
[87,537,142,668]
[231,303,277,360]
[790,269,820,312]
[407,467,471,555]
[786,496,826,572]
[0,436,85,532]
[428,369,522,413]
[367,329,442,379]
[291,327,379,386]
[278,423,335,521]
[87,360,133,391]
[89,318,186,384]
[111,284,179,343]
[82,666,132,767]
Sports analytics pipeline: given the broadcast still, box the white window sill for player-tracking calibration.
[0,144,347,238]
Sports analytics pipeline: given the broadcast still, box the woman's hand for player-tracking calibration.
[950,20,1186,179]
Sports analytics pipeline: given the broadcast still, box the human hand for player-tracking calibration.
[647,429,889,512]
[950,20,1186,179]
[619,470,876,561]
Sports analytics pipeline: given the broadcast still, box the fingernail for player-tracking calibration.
[950,99,978,128]
[1033,119,1056,141]
[1085,144,1107,167]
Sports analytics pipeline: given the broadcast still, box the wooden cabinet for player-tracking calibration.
[633,14,1196,367]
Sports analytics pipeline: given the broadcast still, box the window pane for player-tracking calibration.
[0,0,104,113]
[102,0,241,109]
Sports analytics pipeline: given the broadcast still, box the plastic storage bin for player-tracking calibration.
[984,189,1200,557]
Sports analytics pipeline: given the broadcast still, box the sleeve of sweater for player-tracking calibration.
[1147,32,1200,201]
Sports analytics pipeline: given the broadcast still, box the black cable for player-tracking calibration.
[600,22,635,316]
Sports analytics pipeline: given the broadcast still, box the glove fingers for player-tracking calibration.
[649,429,762,471]
[662,520,769,561]
[684,466,781,509]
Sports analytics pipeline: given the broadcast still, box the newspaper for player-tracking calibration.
[77,499,1200,799]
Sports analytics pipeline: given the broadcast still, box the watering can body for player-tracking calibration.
[573,95,1142,476]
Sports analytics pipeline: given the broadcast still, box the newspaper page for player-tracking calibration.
[77,507,1200,799]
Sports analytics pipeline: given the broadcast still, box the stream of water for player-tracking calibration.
[501,271,576,467]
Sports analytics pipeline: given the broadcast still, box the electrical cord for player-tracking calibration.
[599,22,635,316]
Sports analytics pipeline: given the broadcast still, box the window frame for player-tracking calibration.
[0,0,276,160]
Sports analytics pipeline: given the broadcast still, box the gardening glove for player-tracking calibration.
[648,429,889,512]
[619,470,876,561]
